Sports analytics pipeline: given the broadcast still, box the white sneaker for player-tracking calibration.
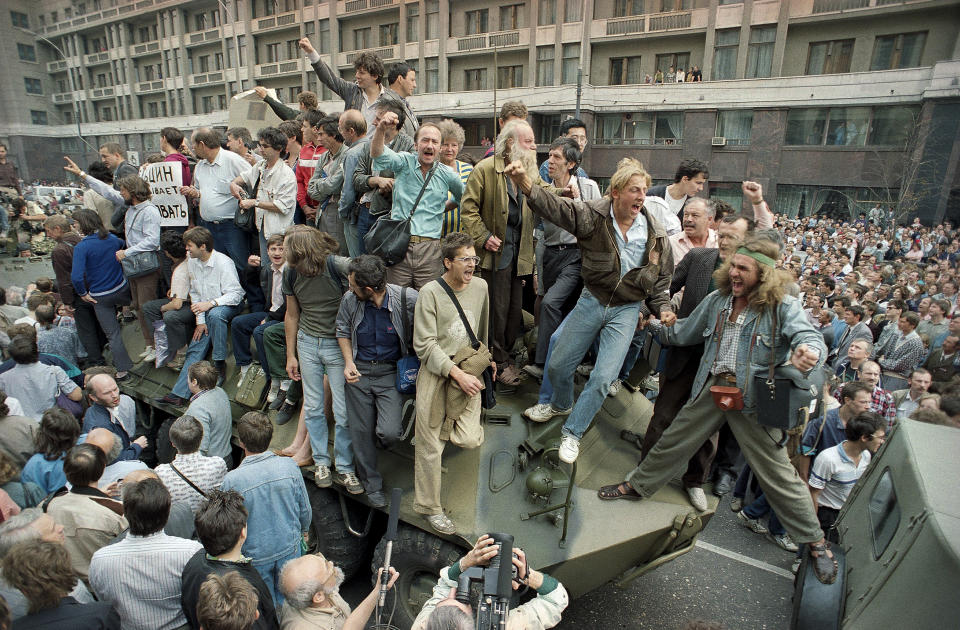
[523,403,572,423]
[558,434,580,464]
[141,347,156,364]
[522,364,544,379]
[768,532,799,553]
[736,510,770,535]
[138,345,154,360]
[608,379,623,397]
[239,364,252,381]
[267,380,281,403]
[687,487,708,512]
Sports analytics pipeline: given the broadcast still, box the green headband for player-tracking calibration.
[736,247,776,268]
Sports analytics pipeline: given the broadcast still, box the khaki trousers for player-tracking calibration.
[387,239,443,290]
[413,367,483,515]
[128,270,160,344]
[626,374,825,544]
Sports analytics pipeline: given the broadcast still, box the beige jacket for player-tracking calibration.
[46,489,127,581]
[279,592,352,630]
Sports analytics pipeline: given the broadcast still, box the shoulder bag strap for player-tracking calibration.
[437,277,480,350]
[169,462,209,499]
[400,286,411,351]
[407,164,437,220]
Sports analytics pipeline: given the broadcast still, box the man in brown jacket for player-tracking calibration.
[460,119,550,386]
[505,157,675,464]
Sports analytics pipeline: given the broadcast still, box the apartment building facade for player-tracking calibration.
[1,0,958,222]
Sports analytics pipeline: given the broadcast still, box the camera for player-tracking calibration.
[455,532,515,630]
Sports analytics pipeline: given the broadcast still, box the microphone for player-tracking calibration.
[378,488,402,608]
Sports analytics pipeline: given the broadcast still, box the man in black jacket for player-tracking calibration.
[639,213,752,511]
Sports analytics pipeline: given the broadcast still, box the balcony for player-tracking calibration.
[89,86,115,99]
[191,71,224,86]
[338,0,400,13]
[84,51,111,65]
[131,40,161,56]
[336,45,399,67]
[590,8,708,39]
[449,30,528,55]
[47,60,68,72]
[789,0,934,18]
[186,27,222,47]
[252,10,299,32]
[51,92,74,104]
[135,80,165,94]
[254,58,304,78]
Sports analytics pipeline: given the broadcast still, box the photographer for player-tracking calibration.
[412,535,568,630]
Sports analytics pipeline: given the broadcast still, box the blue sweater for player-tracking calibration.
[71,233,127,297]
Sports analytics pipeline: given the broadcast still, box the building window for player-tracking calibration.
[148,101,159,117]
[30,110,47,125]
[500,4,524,30]
[806,39,854,75]
[596,112,683,145]
[17,43,36,62]
[218,94,227,110]
[426,0,439,39]
[825,107,870,146]
[708,183,743,211]
[318,20,330,53]
[379,23,398,46]
[215,52,224,70]
[746,27,775,78]
[194,13,207,31]
[538,0,556,26]
[286,40,299,61]
[465,9,488,35]
[655,52,690,75]
[425,57,439,93]
[609,56,641,85]
[614,0,643,17]
[562,44,579,84]
[539,114,562,144]
[10,11,29,29]
[536,46,555,86]
[563,0,581,22]
[871,32,926,71]
[869,105,920,146]
[465,68,487,91]
[406,4,419,41]
[658,0,693,9]
[238,35,247,65]
[713,29,739,80]
[354,28,371,51]
[202,95,214,114]
[785,109,828,145]
[199,55,211,72]
[716,110,753,146]
[24,78,43,95]
[497,65,523,89]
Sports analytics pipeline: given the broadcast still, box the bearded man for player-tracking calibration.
[596,235,838,586]
[460,119,552,386]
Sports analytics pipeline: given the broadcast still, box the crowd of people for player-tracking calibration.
[0,37,958,630]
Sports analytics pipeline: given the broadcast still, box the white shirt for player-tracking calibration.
[270,263,285,312]
[186,250,244,324]
[170,260,190,300]
[642,195,681,236]
[193,148,251,222]
[240,159,297,238]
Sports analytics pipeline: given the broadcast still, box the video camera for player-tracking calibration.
[455,532,516,630]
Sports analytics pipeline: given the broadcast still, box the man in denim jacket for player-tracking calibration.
[222,412,311,605]
[598,234,840,586]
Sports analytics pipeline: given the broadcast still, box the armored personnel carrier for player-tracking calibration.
[1,255,718,629]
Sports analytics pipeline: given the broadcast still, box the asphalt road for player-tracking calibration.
[340,489,797,630]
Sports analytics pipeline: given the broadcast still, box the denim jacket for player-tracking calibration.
[334,284,418,360]
[657,291,826,412]
[221,452,311,564]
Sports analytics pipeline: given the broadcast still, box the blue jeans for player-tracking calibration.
[356,207,376,255]
[252,543,300,606]
[201,219,263,311]
[538,318,567,405]
[742,491,785,536]
[619,328,647,380]
[297,331,354,471]
[170,305,239,399]
[231,312,281,372]
[550,290,641,439]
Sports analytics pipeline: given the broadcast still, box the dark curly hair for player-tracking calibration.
[35,408,80,461]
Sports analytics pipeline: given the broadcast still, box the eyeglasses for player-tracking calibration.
[453,256,480,265]
[869,433,886,441]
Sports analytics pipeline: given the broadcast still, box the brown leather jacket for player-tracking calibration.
[524,184,674,310]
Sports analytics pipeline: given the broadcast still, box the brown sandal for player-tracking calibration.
[809,541,838,584]
[597,482,642,501]
[497,365,521,386]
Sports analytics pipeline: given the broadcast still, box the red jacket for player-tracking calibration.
[296,142,325,212]
[164,152,192,187]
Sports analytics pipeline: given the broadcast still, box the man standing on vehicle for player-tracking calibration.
[412,232,493,535]
[505,158,675,465]
[597,235,839,586]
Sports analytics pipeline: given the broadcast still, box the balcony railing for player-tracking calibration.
[255,58,304,78]
[452,30,524,53]
[84,51,110,65]
[47,60,68,72]
[812,0,870,12]
[341,0,399,13]
[135,80,165,93]
[254,10,298,32]
[52,92,73,104]
[592,8,705,39]
[89,86,115,99]
[187,27,222,46]
[337,45,399,66]
[191,71,224,86]
[131,41,161,55]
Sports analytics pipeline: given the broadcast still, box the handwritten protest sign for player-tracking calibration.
[140,162,188,227]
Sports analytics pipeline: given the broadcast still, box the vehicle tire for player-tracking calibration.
[306,484,370,580]
[790,544,845,630]
[369,524,466,630]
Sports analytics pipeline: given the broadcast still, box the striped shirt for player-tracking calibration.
[441,160,474,236]
[808,442,871,510]
[89,531,203,630]
[156,451,227,512]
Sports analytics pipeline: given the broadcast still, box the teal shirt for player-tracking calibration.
[373,147,464,238]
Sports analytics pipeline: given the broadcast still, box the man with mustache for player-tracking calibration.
[669,197,717,263]
[460,119,552,387]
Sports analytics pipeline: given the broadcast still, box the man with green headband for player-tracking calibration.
[598,234,839,586]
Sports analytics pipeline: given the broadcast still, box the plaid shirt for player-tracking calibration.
[711,296,748,375]
[830,385,896,431]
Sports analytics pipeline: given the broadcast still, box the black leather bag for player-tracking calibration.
[120,205,162,278]
[234,171,260,234]
[363,164,436,266]
[437,278,496,410]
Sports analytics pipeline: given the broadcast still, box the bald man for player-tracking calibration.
[84,428,148,496]
[82,374,147,462]
[277,553,351,629]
